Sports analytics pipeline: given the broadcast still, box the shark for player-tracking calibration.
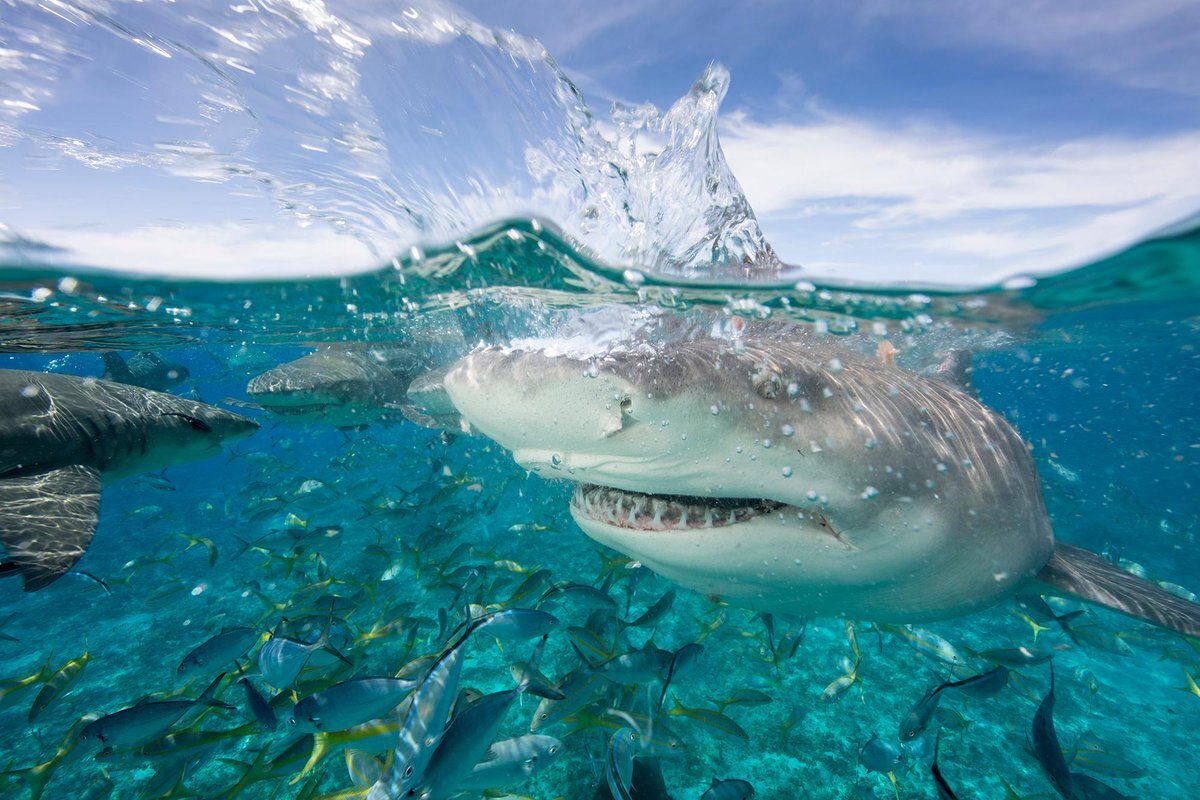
[246,345,432,428]
[0,369,259,590]
[437,323,1200,637]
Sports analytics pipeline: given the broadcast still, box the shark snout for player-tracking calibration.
[444,349,633,457]
[173,404,260,441]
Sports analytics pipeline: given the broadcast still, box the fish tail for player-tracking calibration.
[1053,609,1085,642]
[0,760,57,800]
[313,611,354,667]
[198,672,235,709]
[291,732,331,785]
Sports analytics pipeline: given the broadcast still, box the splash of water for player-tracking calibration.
[0,0,775,277]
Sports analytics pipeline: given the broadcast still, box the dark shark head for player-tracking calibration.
[443,329,1054,621]
[247,346,428,426]
[0,372,259,478]
[0,370,259,590]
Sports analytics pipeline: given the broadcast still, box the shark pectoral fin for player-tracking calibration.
[0,465,102,591]
[1033,542,1200,638]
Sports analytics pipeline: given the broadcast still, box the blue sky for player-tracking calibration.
[2,0,1199,284]
[459,0,1200,282]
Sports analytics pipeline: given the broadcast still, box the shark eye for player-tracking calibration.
[548,745,558,754]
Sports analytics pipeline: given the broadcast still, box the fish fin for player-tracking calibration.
[524,683,567,701]
[312,615,354,667]
[198,672,235,709]
[344,749,384,789]
[0,760,57,800]
[1033,542,1200,638]
[569,640,601,669]
[293,732,330,785]
[1053,609,1085,643]
[0,465,101,591]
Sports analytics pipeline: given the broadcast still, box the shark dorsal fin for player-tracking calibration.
[933,349,977,397]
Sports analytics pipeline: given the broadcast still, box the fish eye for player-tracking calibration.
[549,746,558,754]
[404,765,414,777]
[288,718,296,725]
[540,713,548,720]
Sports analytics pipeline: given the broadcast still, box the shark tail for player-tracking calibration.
[1034,542,1200,638]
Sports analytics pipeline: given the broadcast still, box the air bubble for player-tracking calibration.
[623,269,646,287]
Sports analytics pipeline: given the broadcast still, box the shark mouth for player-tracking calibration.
[571,484,786,531]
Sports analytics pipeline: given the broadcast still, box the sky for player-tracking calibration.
[461,0,1200,282]
[2,0,1199,284]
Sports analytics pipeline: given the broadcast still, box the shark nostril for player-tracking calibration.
[752,366,783,399]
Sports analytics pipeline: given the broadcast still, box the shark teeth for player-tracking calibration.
[571,485,784,531]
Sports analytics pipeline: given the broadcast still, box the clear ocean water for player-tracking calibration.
[1,3,1198,800]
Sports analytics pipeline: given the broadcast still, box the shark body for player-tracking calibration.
[438,324,1200,636]
[247,345,431,427]
[0,369,258,590]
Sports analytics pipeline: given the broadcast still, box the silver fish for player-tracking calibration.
[605,727,637,800]
[178,627,259,680]
[79,674,232,753]
[531,670,608,731]
[287,677,419,733]
[412,686,525,799]
[258,618,350,690]
[368,641,465,799]
[455,734,563,793]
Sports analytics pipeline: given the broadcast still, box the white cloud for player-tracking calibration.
[720,110,1200,283]
[24,221,378,279]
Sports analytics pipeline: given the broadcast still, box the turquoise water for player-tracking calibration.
[0,219,1197,799]
[1,2,1199,798]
